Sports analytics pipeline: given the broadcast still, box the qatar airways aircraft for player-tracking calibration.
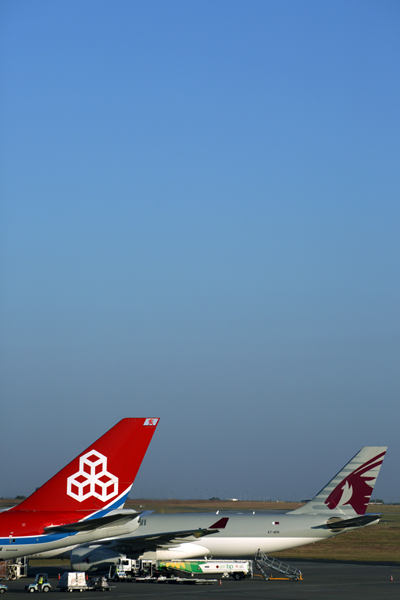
[0,418,159,561]
[69,446,387,571]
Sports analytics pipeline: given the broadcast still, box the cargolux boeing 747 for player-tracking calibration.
[69,446,387,570]
[0,418,159,561]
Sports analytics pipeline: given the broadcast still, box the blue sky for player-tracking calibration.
[1,1,399,502]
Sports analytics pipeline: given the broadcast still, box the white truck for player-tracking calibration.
[109,558,154,581]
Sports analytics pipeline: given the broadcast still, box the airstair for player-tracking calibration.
[254,550,303,581]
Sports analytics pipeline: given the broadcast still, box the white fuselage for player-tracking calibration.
[70,510,348,571]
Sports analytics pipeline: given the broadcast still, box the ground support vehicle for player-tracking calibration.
[108,559,137,581]
[25,574,51,593]
[0,582,7,594]
[133,576,217,585]
[158,560,252,580]
[0,557,28,580]
[108,559,154,581]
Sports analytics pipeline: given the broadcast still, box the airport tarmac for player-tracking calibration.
[4,561,400,600]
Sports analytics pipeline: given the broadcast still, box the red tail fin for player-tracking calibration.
[13,418,159,514]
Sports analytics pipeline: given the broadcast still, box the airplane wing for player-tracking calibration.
[70,516,230,567]
[44,512,140,534]
[99,527,219,555]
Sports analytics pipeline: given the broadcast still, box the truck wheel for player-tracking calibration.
[233,573,243,581]
[0,589,5,594]
[42,587,50,593]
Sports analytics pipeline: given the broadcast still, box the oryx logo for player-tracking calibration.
[325,452,386,514]
[67,450,119,503]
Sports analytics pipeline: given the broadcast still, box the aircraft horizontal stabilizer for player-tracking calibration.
[325,514,381,531]
[44,512,139,534]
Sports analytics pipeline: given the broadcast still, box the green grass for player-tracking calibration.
[275,520,400,563]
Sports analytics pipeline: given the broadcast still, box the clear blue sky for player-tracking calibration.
[1,1,399,502]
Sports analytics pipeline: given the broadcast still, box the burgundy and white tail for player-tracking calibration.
[293,446,387,516]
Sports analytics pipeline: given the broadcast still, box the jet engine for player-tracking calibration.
[70,545,122,573]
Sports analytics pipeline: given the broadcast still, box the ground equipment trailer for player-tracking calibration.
[87,577,113,591]
[58,573,114,592]
[58,572,88,592]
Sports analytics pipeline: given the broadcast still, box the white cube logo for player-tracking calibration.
[67,450,119,502]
